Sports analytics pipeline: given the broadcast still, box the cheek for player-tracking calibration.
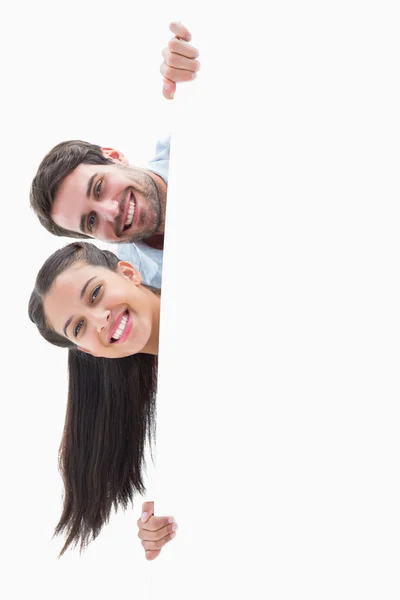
[103,286,132,310]
[109,174,128,193]
[111,289,129,305]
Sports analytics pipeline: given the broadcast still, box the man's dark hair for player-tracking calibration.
[30,140,114,238]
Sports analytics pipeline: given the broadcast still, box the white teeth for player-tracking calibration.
[112,314,128,341]
[125,198,135,227]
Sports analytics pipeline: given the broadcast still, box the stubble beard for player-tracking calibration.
[112,163,165,244]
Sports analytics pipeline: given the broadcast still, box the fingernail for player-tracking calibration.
[171,532,176,539]
[191,72,197,79]
[141,512,148,521]
[172,523,178,532]
[168,517,175,524]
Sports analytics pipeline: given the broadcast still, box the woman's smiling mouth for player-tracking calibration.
[109,310,133,343]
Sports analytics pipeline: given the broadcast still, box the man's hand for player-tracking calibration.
[161,22,201,100]
[137,501,178,560]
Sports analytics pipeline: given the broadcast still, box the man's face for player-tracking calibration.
[51,159,164,243]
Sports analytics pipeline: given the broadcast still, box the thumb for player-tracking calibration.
[163,78,176,100]
[145,549,161,561]
[169,21,192,42]
[141,500,155,523]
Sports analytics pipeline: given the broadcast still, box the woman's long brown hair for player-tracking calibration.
[28,242,157,555]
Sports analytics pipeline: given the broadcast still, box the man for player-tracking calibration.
[30,22,200,288]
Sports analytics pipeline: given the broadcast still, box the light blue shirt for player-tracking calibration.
[110,137,169,289]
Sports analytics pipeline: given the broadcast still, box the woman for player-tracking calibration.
[29,241,165,556]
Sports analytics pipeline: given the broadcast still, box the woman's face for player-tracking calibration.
[43,261,157,358]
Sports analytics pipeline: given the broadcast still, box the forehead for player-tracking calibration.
[51,163,106,231]
[50,262,102,291]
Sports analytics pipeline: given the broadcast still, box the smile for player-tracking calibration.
[109,310,132,343]
[123,193,136,230]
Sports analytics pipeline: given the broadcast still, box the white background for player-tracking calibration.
[1,1,400,598]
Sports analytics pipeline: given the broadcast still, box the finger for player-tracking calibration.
[137,501,154,525]
[142,531,176,552]
[160,62,196,83]
[138,522,178,542]
[169,21,192,42]
[162,48,201,72]
[168,37,199,59]
[139,515,176,532]
[162,78,176,100]
[145,550,161,561]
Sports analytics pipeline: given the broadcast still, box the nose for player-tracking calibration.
[97,199,119,222]
[92,308,111,333]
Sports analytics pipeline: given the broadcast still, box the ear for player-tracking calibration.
[77,346,100,357]
[117,261,142,286]
[101,147,129,166]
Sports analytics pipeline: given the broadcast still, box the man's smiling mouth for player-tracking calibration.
[115,190,136,237]
[123,192,136,230]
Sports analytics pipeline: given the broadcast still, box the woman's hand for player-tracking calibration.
[137,501,178,560]
[161,22,201,100]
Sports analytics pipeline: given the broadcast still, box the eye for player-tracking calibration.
[91,285,102,303]
[88,212,96,232]
[74,320,83,337]
[95,180,103,198]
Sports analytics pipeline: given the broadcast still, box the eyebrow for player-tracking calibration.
[63,276,97,337]
[87,173,98,198]
[78,173,98,234]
